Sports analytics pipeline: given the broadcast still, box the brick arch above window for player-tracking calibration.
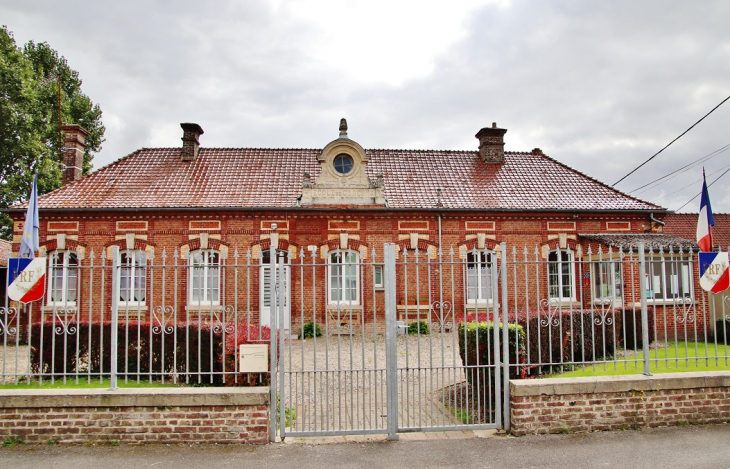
[324,237,368,252]
[40,238,85,252]
[542,238,578,252]
[178,238,230,260]
[106,238,156,251]
[255,238,291,252]
[395,237,439,252]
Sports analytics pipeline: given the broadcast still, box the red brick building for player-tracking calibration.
[11,120,699,335]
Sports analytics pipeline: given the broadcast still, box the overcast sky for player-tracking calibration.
[2,0,729,213]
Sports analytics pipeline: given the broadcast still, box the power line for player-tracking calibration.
[654,162,730,201]
[673,166,730,212]
[629,142,730,195]
[613,94,730,186]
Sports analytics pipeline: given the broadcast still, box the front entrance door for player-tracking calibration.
[260,250,290,331]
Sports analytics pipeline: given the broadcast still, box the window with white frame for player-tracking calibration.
[373,264,384,289]
[47,251,78,306]
[189,250,220,304]
[548,250,575,301]
[119,250,147,306]
[466,252,493,304]
[329,250,359,304]
[591,261,622,304]
[646,258,693,301]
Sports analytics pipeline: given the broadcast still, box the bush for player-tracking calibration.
[458,308,641,377]
[714,318,730,342]
[301,322,322,339]
[408,320,430,335]
[29,320,272,386]
[619,307,655,350]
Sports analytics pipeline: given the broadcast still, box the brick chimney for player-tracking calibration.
[61,124,89,185]
[181,123,204,161]
[475,122,507,164]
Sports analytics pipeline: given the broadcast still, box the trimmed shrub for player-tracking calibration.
[301,322,323,339]
[458,308,634,377]
[29,320,272,386]
[619,307,655,350]
[408,321,430,335]
[714,318,730,342]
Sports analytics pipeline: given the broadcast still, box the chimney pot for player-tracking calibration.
[181,123,204,161]
[475,124,507,164]
[60,124,89,185]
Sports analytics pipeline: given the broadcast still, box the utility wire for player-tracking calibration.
[629,142,730,195]
[613,94,730,186]
[654,162,730,201]
[673,166,730,211]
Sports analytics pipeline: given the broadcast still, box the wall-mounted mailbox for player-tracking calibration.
[239,344,268,373]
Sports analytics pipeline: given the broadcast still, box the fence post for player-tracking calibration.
[637,242,652,376]
[110,246,119,390]
[500,242,510,432]
[384,244,399,441]
[268,245,278,442]
[278,253,286,438]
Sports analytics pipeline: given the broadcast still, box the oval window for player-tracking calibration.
[333,154,354,174]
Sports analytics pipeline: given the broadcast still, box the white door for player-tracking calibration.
[260,250,290,330]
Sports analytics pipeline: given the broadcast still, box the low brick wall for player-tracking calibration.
[510,371,730,435]
[0,387,269,445]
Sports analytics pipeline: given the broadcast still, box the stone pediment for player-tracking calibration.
[300,119,386,206]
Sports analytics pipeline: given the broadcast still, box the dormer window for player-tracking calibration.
[333,153,354,174]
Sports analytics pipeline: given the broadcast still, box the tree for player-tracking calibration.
[0,26,105,239]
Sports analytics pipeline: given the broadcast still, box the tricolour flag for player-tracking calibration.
[696,169,714,252]
[18,174,39,258]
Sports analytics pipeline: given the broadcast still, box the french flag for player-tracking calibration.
[696,169,714,252]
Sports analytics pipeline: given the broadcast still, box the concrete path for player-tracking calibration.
[2,424,729,468]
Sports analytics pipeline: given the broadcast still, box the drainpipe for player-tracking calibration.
[649,213,665,227]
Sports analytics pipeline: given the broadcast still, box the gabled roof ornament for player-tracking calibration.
[339,118,348,138]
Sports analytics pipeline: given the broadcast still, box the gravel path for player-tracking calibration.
[279,330,473,434]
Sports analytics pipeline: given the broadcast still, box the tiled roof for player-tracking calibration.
[0,240,10,266]
[663,213,730,250]
[579,233,697,251]
[21,147,663,211]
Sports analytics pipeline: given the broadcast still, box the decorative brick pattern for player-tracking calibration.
[510,372,730,436]
[48,221,79,231]
[116,221,148,231]
[0,388,269,445]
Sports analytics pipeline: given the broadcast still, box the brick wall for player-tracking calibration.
[0,387,269,445]
[510,371,730,435]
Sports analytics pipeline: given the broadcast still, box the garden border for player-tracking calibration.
[510,371,730,435]
[0,387,269,445]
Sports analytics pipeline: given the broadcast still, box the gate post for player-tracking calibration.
[500,242,509,432]
[269,245,278,442]
[110,246,119,391]
[384,244,399,441]
[637,242,652,376]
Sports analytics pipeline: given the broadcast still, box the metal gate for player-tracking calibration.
[271,244,504,440]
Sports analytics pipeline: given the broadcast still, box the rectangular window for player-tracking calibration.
[548,250,575,301]
[119,251,146,306]
[466,252,492,303]
[591,261,622,303]
[190,250,220,304]
[646,258,693,301]
[47,251,78,306]
[373,265,383,289]
[329,251,359,304]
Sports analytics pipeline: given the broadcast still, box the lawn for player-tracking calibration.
[0,379,177,390]
[557,341,730,377]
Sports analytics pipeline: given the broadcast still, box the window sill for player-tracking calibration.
[630,300,696,307]
[185,304,223,313]
[42,305,78,312]
[327,304,362,311]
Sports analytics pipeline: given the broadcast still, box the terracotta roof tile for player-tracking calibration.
[21,148,663,212]
[663,213,730,250]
